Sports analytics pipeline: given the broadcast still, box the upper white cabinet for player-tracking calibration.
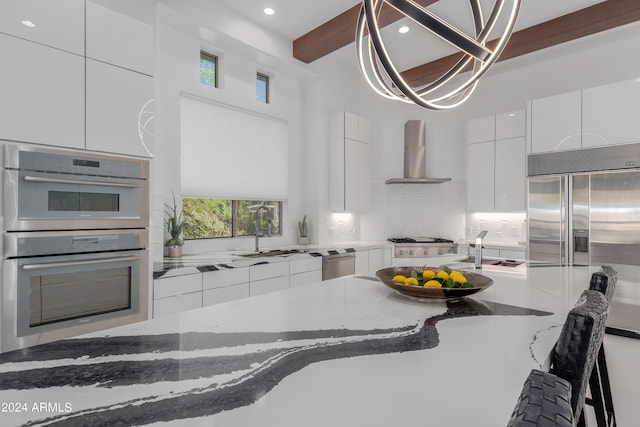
[0,0,85,55]
[467,141,495,212]
[0,34,85,149]
[582,79,640,148]
[495,137,526,210]
[86,59,154,157]
[467,110,526,212]
[329,112,371,212]
[86,0,155,76]
[467,115,495,144]
[530,91,582,153]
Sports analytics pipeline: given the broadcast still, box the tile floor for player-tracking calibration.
[583,333,640,426]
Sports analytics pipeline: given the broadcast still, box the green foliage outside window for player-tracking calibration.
[183,198,281,239]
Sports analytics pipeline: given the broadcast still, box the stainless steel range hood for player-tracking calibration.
[385,120,451,184]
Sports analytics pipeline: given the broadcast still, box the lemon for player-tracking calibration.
[392,275,407,284]
[424,280,443,288]
[450,271,467,283]
[422,270,436,281]
[405,277,419,286]
[436,270,449,281]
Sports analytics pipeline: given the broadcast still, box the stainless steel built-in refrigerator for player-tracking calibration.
[527,144,640,268]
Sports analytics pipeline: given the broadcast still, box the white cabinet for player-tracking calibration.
[582,79,640,148]
[467,116,495,144]
[0,34,85,149]
[355,247,392,274]
[329,112,371,212]
[467,141,495,212]
[289,257,322,287]
[202,267,249,307]
[86,0,154,76]
[467,111,526,212]
[153,273,203,318]
[530,91,582,153]
[495,137,526,211]
[86,59,154,157]
[249,262,289,296]
[0,0,85,55]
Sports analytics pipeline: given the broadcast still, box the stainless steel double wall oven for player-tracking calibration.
[1,144,150,352]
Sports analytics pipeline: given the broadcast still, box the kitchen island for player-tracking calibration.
[0,260,635,426]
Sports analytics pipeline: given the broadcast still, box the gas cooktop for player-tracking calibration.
[388,237,454,244]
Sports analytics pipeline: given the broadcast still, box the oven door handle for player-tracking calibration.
[23,175,140,188]
[22,255,139,270]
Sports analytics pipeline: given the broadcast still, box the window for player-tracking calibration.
[200,51,218,87]
[183,198,281,239]
[256,72,269,103]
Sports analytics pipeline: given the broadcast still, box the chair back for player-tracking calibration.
[506,369,574,427]
[550,290,609,421]
[589,266,617,303]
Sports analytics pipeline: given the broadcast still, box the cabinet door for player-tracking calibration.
[344,138,359,212]
[355,251,369,275]
[358,115,370,143]
[0,0,84,55]
[495,137,525,211]
[154,274,202,299]
[86,59,154,157]
[496,110,525,140]
[344,111,359,141]
[290,270,322,287]
[86,0,154,76]
[203,283,249,306]
[250,277,289,296]
[468,115,495,144]
[582,79,640,148]
[357,142,371,211]
[531,91,582,153]
[467,142,495,212]
[202,267,249,290]
[0,34,84,149]
[153,293,202,318]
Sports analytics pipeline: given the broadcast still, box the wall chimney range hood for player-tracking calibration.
[385,120,451,184]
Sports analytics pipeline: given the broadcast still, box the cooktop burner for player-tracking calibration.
[388,237,454,244]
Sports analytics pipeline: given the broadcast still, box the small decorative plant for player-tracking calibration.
[298,214,309,244]
[164,192,184,248]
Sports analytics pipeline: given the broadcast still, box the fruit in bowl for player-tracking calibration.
[390,267,474,289]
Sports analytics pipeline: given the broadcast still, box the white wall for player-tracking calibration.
[153,4,309,260]
[153,3,640,256]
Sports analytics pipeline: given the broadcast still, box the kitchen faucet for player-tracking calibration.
[475,230,488,269]
[254,203,272,252]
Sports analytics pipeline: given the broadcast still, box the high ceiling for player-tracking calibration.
[170,0,640,80]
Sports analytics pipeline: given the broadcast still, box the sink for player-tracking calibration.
[236,249,309,258]
[457,257,524,267]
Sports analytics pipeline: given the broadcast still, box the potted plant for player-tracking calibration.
[298,214,309,245]
[165,193,185,258]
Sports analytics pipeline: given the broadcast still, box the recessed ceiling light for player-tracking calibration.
[21,20,35,28]
[264,8,275,16]
[398,26,409,34]
[508,113,516,117]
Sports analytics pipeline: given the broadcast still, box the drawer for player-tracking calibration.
[289,257,322,274]
[153,292,202,318]
[290,270,322,288]
[154,273,202,300]
[250,276,289,296]
[249,262,289,281]
[203,283,249,306]
[203,267,249,290]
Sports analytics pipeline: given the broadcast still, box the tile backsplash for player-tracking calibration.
[465,212,527,245]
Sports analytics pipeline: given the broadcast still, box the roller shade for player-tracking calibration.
[180,94,288,200]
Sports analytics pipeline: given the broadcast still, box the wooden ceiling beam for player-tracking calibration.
[400,0,640,87]
[293,0,438,64]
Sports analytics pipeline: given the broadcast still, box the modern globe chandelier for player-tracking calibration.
[356,0,521,110]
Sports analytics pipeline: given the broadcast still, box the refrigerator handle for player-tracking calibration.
[566,175,573,265]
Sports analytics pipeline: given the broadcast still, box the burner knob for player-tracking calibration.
[409,249,415,255]
[398,249,405,256]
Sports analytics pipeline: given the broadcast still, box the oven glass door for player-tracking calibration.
[17,251,142,337]
[4,169,149,230]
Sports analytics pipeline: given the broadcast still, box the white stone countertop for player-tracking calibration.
[2,258,635,426]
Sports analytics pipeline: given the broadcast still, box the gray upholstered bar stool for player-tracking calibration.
[586,266,618,427]
[549,290,609,427]
[507,369,574,427]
